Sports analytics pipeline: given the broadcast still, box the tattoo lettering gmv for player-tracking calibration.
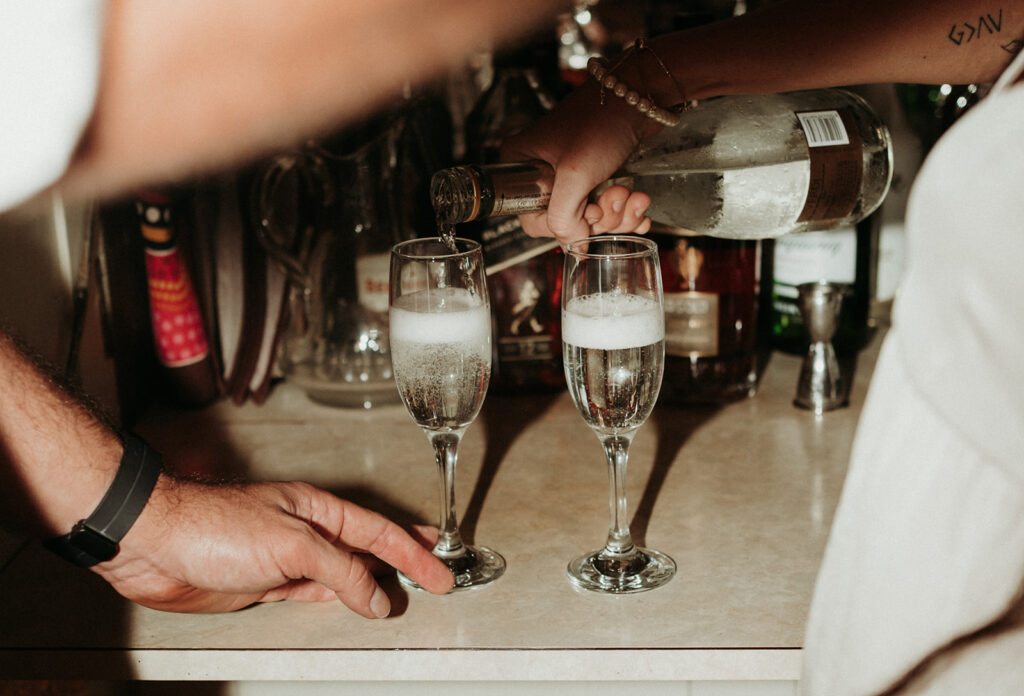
[948,8,1023,53]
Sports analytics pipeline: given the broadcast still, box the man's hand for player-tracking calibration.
[95,476,454,618]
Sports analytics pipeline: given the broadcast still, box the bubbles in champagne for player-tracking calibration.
[562,292,665,432]
[562,292,664,349]
[391,288,491,429]
[391,287,489,341]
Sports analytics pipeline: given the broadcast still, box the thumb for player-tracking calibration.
[547,167,598,246]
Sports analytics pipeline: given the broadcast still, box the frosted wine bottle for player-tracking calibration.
[432,88,893,240]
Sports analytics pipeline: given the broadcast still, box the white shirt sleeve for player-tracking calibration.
[0,1,106,212]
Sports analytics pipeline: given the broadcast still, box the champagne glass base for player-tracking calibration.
[399,545,506,593]
[567,547,676,594]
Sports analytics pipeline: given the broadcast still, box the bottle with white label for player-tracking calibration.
[766,215,875,354]
[432,88,893,241]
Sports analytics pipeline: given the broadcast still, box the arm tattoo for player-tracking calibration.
[948,8,1004,45]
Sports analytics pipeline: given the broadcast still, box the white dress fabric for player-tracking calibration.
[0,1,106,212]
[802,53,1024,695]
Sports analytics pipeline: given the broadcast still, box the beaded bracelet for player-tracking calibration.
[587,38,691,127]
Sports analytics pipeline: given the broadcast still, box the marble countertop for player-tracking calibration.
[0,335,880,682]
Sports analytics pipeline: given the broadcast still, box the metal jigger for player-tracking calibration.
[794,281,848,415]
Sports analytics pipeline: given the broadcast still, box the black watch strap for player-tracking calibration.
[43,432,163,568]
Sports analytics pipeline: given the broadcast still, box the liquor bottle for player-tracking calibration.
[433,88,893,240]
[135,190,221,408]
[655,231,763,404]
[766,215,876,355]
[462,38,566,393]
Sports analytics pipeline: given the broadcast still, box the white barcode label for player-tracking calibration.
[797,110,850,147]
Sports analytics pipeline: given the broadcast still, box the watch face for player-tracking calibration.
[66,522,118,566]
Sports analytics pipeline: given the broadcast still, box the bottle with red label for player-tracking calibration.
[135,190,221,408]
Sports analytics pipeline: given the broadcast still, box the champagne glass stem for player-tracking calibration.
[601,433,637,557]
[428,430,466,558]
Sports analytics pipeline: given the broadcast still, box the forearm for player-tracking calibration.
[0,330,122,537]
[60,0,563,204]
[650,0,1024,103]
[507,0,1024,245]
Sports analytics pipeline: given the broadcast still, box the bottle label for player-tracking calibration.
[797,110,851,147]
[491,191,553,217]
[664,291,719,357]
[484,162,554,218]
[773,227,857,288]
[143,247,211,368]
[492,252,558,363]
[498,335,556,362]
[772,226,856,318]
[356,252,390,314]
[479,216,559,275]
[796,108,863,222]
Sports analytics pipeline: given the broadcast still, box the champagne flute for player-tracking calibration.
[389,237,505,590]
[562,235,676,593]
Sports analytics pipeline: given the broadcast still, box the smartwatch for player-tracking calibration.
[44,431,163,567]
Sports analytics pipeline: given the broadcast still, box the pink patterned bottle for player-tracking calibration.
[136,191,220,407]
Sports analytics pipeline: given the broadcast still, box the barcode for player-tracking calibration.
[797,110,850,147]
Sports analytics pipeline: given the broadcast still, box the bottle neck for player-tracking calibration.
[430,161,554,225]
[431,165,485,226]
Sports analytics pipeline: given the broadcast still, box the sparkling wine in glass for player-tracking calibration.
[562,235,676,593]
[389,237,505,590]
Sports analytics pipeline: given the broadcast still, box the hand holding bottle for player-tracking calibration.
[500,80,658,247]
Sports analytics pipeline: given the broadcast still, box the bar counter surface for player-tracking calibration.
[0,332,882,686]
